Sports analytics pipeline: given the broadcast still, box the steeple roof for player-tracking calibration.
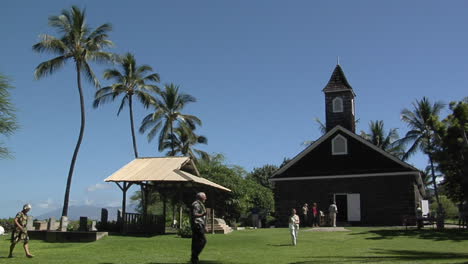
[322,65,355,95]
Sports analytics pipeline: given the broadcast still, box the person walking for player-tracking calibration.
[311,203,320,227]
[289,208,300,246]
[8,204,34,258]
[190,192,207,264]
[328,201,338,227]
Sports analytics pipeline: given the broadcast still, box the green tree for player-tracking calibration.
[33,6,114,217]
[0,74,18,159]
[139,84,201,155]
[93,53,160,158]
[433,99,468,203]
[197,154,274,224]
[246,164,278,189]
[160,125,209,163]
[360,120,405,158]
[400,97,445,227]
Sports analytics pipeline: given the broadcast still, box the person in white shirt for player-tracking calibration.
[329,202,338,227]
[289,208,300,246]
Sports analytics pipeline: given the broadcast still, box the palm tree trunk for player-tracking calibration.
[62,62,85,217]
[170,122,175,155]
[428,153,440,205]
[128,95,138,158]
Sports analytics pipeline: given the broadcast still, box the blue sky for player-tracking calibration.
[1,1,467,218]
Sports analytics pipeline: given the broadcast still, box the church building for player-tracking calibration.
[270,64,425,226]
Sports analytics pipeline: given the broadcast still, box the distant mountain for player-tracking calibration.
[35,205,138,221]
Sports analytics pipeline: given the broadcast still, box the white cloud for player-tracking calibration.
[35,198,58,210]
[106,200,121,207]
[86,183,111,192]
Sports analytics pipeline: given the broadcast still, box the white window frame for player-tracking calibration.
[332,134,348,155]
[332,97,343,113]
[351,98,355,116]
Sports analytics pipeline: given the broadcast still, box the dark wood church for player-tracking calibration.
[270,64,425,226]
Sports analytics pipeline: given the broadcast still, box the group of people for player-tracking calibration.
[300,202,321,227]
[288,201,339,246]
[299,201,339,228]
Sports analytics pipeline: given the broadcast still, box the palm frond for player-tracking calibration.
[81,61,100,88]
[32,34,68,55]
[34,55,69,79]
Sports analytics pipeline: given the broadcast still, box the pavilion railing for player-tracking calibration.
[122,212,165,234]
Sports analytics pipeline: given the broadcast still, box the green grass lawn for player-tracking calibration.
[1,227,468,264]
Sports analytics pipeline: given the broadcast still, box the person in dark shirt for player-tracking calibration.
[191,192,207,264]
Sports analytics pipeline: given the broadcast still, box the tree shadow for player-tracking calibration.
[100,261,226,264]
[288,248,468,263]
[350,228,468,242]
[267,243,292,247]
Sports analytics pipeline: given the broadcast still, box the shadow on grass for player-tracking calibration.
[289,248,468,263]
[100,261,225,264]
[351,228,468,242]
[267,243,292,247]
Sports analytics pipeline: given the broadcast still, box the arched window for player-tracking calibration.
[332,134,348,155]
[332,97,343,113]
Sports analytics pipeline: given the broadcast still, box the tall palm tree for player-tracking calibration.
[360,120,405,158]
[33,6,114,217]
[161,124,209,163]
[139,84,201,155]
[400,97,444,206]
[93,53,160,158]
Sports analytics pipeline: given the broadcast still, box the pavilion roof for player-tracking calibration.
[104,157,231,192]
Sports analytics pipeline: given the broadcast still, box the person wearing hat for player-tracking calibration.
[8,204,34,258]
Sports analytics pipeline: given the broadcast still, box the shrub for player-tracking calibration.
[0,218,15,233]
[177,219,192,238]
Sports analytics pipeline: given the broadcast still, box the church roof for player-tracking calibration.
[322,64,355,95]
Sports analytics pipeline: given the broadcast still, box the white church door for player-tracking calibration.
[347,193,361,221]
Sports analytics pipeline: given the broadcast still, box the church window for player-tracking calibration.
[332,134,348,155]
[333,97,343,113]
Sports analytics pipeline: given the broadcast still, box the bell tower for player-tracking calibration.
[323,64,356,132]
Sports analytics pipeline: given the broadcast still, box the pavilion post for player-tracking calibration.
[162,193,167,234]
[210,190,214,234]
[116,182,133,233]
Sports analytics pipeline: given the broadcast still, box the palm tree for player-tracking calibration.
[400,97,444,211]
[93,53,160,158]
[161,124,209,163]
[0,73,18,159]
[33,6,114,217]
[360,120,405,158]
[139,84,201,155]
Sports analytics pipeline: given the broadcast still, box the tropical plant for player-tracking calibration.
[433,99,468,203]
[160,124,209,162]
[360,120,405,158]
[197,154,275,224]
[139,83,201,155]
[246,164,279,189]
[400,97,444,221]
[33,6,114,217]
[0,74,18,159]
[93,53,160,158]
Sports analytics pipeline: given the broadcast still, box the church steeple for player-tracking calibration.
[323,64,356,132]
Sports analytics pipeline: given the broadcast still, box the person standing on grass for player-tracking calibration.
[329,201,338,227]
[311,202,320,227]
[8,204,34,258]
[191,192,207,264]
[289,208,300,246]
[301,203,309,227]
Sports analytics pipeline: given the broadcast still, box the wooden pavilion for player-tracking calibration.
[105,157,231,234]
